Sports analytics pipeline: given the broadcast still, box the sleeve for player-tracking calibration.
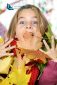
[38,60,57,85]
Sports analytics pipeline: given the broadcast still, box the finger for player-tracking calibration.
[0,53,14,58]
[39,49,50,59]
[39,49,47,54]
[51,36,55,49]
[43,39,50,50]
[4,46,16,51]
[3,39,13,48]
[5,53,14,56]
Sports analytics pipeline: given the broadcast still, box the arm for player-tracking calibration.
[38,36,57,85]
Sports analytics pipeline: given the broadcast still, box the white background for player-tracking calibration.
[0,0,57,39]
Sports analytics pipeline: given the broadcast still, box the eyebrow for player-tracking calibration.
[18,16,38,20]
[33,16,38,19]
[18,17,24,20]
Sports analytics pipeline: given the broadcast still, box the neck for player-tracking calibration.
[16,38,42,50]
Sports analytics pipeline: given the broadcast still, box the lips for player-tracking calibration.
[23,32,34,39]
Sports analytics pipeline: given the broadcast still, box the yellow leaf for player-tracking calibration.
[0,62,31,85]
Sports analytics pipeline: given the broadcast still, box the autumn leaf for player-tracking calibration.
[45,23,53,43]
[0,63,31,85]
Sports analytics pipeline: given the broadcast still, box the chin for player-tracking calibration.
[27,43,42,51]
[34,43,42,50]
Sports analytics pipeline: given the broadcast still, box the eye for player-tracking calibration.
[32,21,38,25]
[19,21,25,24]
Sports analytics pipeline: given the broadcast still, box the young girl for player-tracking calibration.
[0,4,57,85]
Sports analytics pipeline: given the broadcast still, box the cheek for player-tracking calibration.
[35,29,42,38]
[16,27,24,38]
[38,32,42,37]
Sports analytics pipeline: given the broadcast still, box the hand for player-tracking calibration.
[0,39,16,58]
[42,36,57,62]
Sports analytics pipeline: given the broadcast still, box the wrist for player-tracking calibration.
[51,59,57,62]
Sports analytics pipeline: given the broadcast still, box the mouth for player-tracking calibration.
[23,32,34,39]
[23,31,42,41]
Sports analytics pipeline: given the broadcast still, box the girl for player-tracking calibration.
[0,4,57,85]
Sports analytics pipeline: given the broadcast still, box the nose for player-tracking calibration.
[26,22,32,29]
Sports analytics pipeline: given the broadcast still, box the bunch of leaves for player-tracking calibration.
[46,23,57,46]
[37,63,47,80]
[45,23,53,43]
[42,23,56,50]
[0,64,31,85]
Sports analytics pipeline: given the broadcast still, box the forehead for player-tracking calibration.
[18,8,39,18]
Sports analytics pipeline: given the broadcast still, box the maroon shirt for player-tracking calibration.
[38,60,57,85]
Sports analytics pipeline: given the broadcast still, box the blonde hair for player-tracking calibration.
[8,4,48,38]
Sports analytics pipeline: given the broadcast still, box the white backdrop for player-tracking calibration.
[0,0,57,39]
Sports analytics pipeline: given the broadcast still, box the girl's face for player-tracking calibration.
[15,9,42,50]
